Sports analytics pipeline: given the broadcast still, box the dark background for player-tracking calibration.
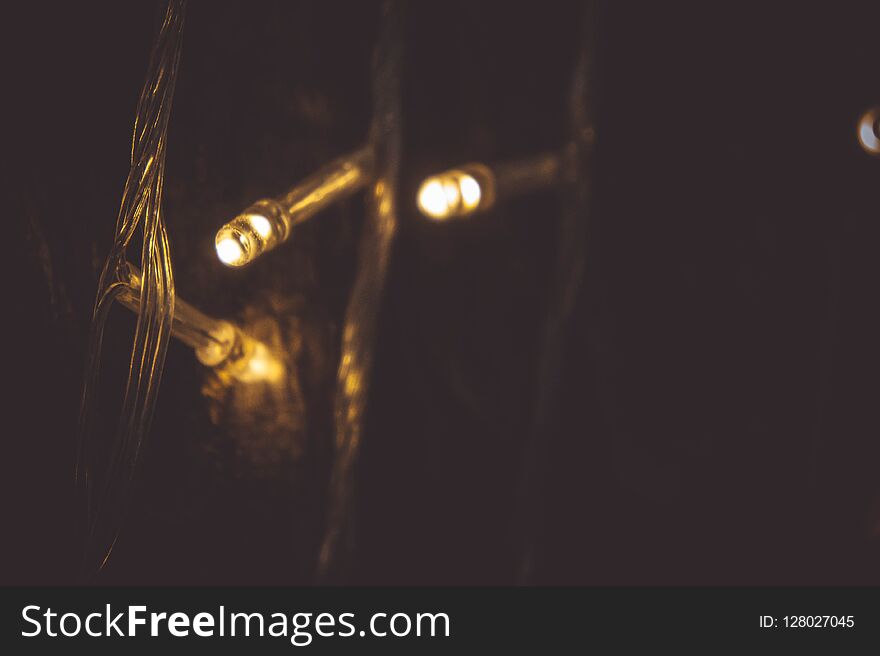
[4,0,879,584]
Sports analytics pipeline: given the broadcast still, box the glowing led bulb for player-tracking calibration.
[193,320,238,367]
[858,107,880,156]
[417,152,564,222]
[215,146,374,267]
[248,213,273,239]
[216,234,247,266]
[116,263,284,384]
[416,164,494,221]
[215,200,288,268]
[459,174,482,207]
[417,180,450,217]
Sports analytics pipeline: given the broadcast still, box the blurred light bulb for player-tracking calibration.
[416,164,494,221]
[417,180,449,218]
[194,321,238,367]
[858,107,880,156]
[459,174,482,207]
[117,263,283,385]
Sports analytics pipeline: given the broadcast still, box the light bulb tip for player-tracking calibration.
[215,233,248,267]
[416,179,447,220]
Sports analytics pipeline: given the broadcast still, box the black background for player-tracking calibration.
[4,0,880,585]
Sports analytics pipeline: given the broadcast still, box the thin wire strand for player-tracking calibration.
[77,0,186,575]
[516,0,598,583]
[317,0,404,582]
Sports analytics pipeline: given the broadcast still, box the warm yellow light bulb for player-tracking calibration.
[417,179,451,219]
[215,233,249,267]
[247,213,273,239]
[194,321,238,367]
[459,174,482,208]
[416,165,493,221]
[215,147,374,268]
[116,263,284,385]
[858,107,879,156]
[214,202,286,268]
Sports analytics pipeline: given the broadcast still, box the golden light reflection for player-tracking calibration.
[235,341,285,384]
[343,370,362,396]
[858,107,879,156]
[416,164,493,221]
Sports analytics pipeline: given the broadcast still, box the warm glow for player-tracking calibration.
[343,370,362,396]
[417,179,449,218]
[215,205,282,268]
[197,323,285,385]
[195,322,238,367]
[214,148,373,268]
[417,168,487,221]
[247,213,273,239]
[216,234,248,267]
[858,108,879,155]
[238,341,285,384]
[459,174,481,208]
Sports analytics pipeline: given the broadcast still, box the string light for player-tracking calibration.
[215,146,375,266]
[416,152,563,221]
[118,263,283,383]
[858,107,879,156]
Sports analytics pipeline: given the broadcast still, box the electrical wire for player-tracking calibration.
[76,0,186,575]
[316,0,404,582]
